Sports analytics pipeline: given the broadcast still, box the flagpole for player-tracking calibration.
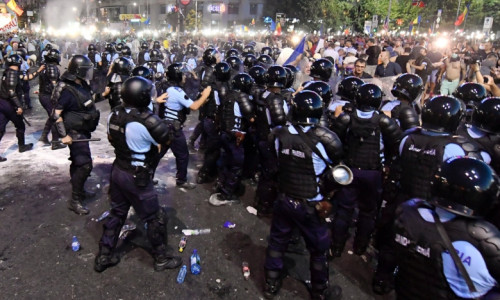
[455,0,462,30]
[386,0,393,30]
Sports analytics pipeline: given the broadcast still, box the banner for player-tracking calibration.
[119,14,147,22]
[0,13,17,33]
[4,0,22,16]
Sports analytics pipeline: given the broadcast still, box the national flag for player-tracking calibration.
[5,0,23,16]
[144,17,151,25]
[276,22,282,35]
[270,20,276,31]
[283,36,306,66]
[383,16,389,31]
[412,1,425,7]
[413,15,421,24]
[454,2,470,26]
[251,18,255,25]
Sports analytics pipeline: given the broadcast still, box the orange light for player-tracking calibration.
[220,3,225,13]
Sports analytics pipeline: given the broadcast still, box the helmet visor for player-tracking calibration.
[84,66,94,81]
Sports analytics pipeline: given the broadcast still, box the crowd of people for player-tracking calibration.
[0,31,499,300]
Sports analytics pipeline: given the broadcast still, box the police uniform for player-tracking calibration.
[38,58,63,147]
[86,50,104,99]
[20,59,31,109]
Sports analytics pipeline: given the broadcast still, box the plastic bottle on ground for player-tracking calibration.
[71,236,80,252]
[190,249,201,275]
[177,265,188,283]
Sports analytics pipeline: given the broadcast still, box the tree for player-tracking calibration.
[184,9,201,31]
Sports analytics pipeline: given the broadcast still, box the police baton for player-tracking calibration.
[22,114,31,127]
[71,138,101,143]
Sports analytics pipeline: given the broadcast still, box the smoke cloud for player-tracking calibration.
[43,0,86,29]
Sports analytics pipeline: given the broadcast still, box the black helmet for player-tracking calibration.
[68,55,94,81]
[44,49,61,64]
[44,44,53,51]
[6,54,22,67]
[355,83,384,112]
[265,65,287,88]
[283,65,298,89]
[105,43,114,52]
[111,57,133,76]
[291,90,323,125]
[115,43,124,52]
[453,82,487,107]
[471,97,500,134]
[261,46,272,56]
[153,41,161,49]
[337,76,364,101]
[226,48,239,58]
[243,54,257,69]
[391,73,424,102]
[310,58,333,81]
[166,63,183,82]
[203,48,218,66]
[249,65,267,85]
[121,76,156,108]
[234,40,244,52]
[149,49,162,62]
[257,54,273,66]
[132,66,154,81]
[16,48,27,58]
[17,42,25,49]
[231,73,254,94]
[187,43,198,56]
[170,43,181,54]
[242,45,255,56]
[214,62,231,82]
[225,56,242,71]
[121,46,132,57]
[88,44,96,52]
[223,42,233,52]
[141,41,149,50]
[421,95,464,133]
[431,157,499,218]
[303,81,334,105]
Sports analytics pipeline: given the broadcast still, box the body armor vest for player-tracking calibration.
[39,63,60,95]
[254,91,272,140]
[276,127,319,199]
[394,199,500,300]
[400,130,482,200]
[108,106,158,170]
[101,51,111,70]
[61,81,100,133]
[200,81,227,120]
[109,81,124,109]
[0,68,21,108]
[345,112,382,170]
[162,83,190,124]
[88,51,98,68]
[457,124,500,173]
[221,91,245,133]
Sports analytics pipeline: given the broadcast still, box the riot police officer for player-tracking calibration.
[393,157,500,300]
[257,54,273,70]
[95,76,182,272]
[453,82,487,123]
[310,58,334,82]
[331,83,402,257]
[137,41,150,66]
[243,54,257,72]
[197,62,231,184]
[52,55,100,215]
[327,77,364,122]
[254,66,289,214]
[225,56,242,79]
[281,65,298,105]
[120,46,136,68]
[209,73,255,206]
[380,73,422,131]
[0,54,44,161]
[38,49,66,150]
[102,57,132,109]
[263,90,344,300]
[154,63,211,189]
[145,49,167,94]
[86,44,104,102]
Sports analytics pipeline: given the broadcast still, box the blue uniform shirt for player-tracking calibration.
[164,86,193,120]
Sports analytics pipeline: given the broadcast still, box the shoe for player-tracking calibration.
[312,285,343,300]
[94,253,120,273]
[154,254,182,271]
[68,198,90,215]
[153,179,159,185]
[176,181,196,190]
[18,143,33,153]
[353,239,369,256]
[263,277,283,299]
[372,274,394,295]
[196,173,215,184]
[209,193,240,206]
[0,156,6,162]
[39,136,50,146]
[187,140,196,151]
[51,141,67,150]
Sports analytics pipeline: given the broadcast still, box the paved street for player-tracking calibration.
[0,81,393,300]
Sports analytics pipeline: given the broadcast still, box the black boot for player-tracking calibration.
[0,156,6,162]
[51,141,67,150]
[17,131,33,153]
[153,253,182,271]
[263,270,283,299]
[0,131,6,161]
[311,285,343,300]
[68,192,90,215]
[39,123,51,146]
[94,247,120,272]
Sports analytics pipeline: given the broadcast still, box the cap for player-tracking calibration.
[347,48,357,55]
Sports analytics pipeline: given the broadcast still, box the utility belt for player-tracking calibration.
[280,193,332,221]
[114,159,153,188]
[226,130,245,146]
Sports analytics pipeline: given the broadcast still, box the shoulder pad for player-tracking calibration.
[380,114,403,144]
[237,93,254,118]
[312,126,344,162]
[140,111,171,144]
[467,219,500,280]
[452,136,482,159]
[398,105,420,131]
